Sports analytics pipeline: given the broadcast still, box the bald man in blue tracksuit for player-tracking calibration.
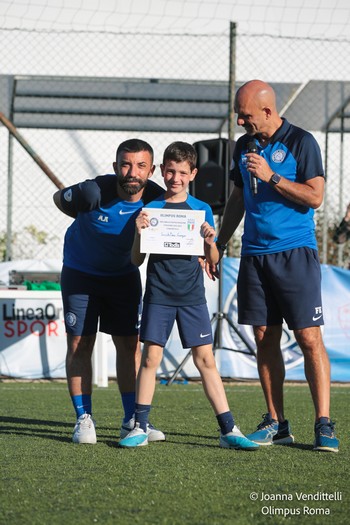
[214,80,339,452]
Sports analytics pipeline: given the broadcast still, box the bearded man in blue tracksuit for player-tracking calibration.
[53,138,165,445]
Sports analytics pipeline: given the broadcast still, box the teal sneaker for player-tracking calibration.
[246,413,294,446]
[220,425,260,450]
[119,423,148,448]
[120,417,165,442]
[314,418,339,453]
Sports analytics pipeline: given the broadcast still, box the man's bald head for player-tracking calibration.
[233,80,282,139]
[235,80,277,112]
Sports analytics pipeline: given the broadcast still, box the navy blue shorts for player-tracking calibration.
[237,247,323,330]
[140,303,213,348]
[60,266,142,336]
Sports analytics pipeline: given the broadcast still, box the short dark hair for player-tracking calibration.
[116,138,154,162]
[162,141,197,171]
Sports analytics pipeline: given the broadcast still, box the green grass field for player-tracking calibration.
[1,380,348,525]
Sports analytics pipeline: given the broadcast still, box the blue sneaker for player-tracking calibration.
[220,425,260,450]
[119,423,148,448]
[314,418,339,453]
[246,413,294,446]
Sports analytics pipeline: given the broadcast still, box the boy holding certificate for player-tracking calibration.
[119,141,259,450]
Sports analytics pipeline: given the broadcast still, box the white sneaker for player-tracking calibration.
[147,423,166,442]
[120,417,165,442]
[72,414,97,444]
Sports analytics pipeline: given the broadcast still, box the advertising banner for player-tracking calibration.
[0,290,66,378]
[218,258,350,381]
[0,258,349,381]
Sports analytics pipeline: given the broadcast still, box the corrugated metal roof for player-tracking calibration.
[1,75,349,134]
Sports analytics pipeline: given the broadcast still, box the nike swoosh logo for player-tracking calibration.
[119,210,135,215]
[200,333,211,338]
[312,314,322,321]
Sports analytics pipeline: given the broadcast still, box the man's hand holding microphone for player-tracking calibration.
[245,141,276,195]
[247,141,258,195]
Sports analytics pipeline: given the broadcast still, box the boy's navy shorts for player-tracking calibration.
[237,247,324,330]
[60,265,142,336]
[140,303,213,348]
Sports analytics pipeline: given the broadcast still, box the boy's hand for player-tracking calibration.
[205,261,220,281]
[135,210,150,234]
[201,221,216,245]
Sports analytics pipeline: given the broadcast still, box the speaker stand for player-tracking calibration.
[166,256,256,386]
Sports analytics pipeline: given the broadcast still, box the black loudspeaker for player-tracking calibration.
[190,138,231,215]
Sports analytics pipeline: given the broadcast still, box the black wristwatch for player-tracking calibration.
[270,172,282,185]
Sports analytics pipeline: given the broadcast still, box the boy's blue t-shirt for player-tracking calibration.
[231,118,325,256]
[143,194,215,306]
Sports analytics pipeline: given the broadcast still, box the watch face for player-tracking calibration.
[272,173,281,184]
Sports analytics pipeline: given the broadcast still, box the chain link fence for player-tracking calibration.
[1,26,350,266]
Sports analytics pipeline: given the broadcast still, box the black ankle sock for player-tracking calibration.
[135,403,151,432]
[216,411,235,435]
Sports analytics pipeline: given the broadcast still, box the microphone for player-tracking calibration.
[247,141,258,196]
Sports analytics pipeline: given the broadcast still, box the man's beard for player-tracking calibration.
[117,175,148,195]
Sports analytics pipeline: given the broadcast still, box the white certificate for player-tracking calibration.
[140,208,206,255]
